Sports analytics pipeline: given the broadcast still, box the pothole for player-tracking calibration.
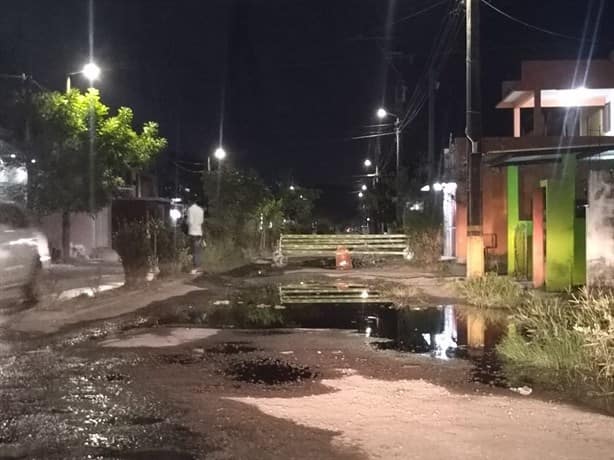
[205,342,258,354]
[128,416,165,426]
[226,358,318,385]
[100,449,194,460]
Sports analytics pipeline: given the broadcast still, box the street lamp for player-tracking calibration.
[361,184,367,191]
[358,191,364,199]
[208,146,227,171]
[66,62,101,92]
[289,185,296,191]
[82,62,101,83]
[363,158,372,168]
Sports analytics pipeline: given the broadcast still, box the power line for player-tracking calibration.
[393,0,450,25]
[481,0,595,42]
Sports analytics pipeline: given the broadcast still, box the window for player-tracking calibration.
[0,203,28,228]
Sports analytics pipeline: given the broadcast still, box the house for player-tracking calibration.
[453,59,614,291]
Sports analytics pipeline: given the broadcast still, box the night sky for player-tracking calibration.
[1,0,613,220]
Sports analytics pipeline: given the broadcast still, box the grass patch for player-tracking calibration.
[498,288,614,411]
[457,273,524,308]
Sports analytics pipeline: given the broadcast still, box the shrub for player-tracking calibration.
[457,273,524,308]
[403,213,442,266]
[113,219,191,283]
[113,220,152,283]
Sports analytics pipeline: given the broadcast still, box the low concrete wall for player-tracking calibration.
[587,168,614,287]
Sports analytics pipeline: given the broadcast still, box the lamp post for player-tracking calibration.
[377,107,402,222]
[376,108,401,175]
[66,62,101,93]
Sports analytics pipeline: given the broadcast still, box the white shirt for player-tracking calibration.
[186,204,204,236]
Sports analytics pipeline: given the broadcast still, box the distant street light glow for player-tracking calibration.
[289,185,296,191]
[364,159,372,168]
[376,108,387,119]
[214,147,227,160]
[358,191,364,198]
[82,62,101,82]
[361,184,367,191]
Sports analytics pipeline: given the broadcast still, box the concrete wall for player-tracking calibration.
[545,156,576,291]
[587,168,614,287]
[41,206,111,257]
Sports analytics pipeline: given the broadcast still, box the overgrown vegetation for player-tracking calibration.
[458,273,524,308]
[113,219,191,283]
[403,213,443,266]
[498,288,614,410]
[201,169,320,269]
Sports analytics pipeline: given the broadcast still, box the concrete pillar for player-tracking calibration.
[513,107,521,138]
[456,201,468,263]
[587,167,614,287]
[532,187,545,288]
[507,166,520,275]
[466,233,485,278]
[533,90,544,136]
[545,155,576,291]
[467,311,486,348]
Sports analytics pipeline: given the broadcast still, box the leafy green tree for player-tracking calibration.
[28,89,166,259]
[203,168,271,249]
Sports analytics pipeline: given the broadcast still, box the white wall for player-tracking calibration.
[41,206,111,257]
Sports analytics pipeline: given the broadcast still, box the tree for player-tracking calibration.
[203,167,271,249]
[277,185,319,233]
[28,89,166,259]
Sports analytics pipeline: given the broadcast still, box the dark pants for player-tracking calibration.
[190,236,202,268]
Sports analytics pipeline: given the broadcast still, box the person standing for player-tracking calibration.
[186,199,205,274]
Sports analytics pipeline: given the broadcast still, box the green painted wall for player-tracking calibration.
[514,221,533,280]
[507,166,519,274]
[545,156,576,291]
[574,218,586,286]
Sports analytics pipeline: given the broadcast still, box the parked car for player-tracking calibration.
[0,201,50,301]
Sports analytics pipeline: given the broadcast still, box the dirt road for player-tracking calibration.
[1,269,613,459]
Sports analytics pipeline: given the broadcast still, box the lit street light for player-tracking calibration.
[214,147,227,160]
[358,191,364,199]
[361,184,367,191]
[363,159,372,168]
[376,107,388,119]
[82,62,101,82]
[208,146,227,171]
[289,185,296,191]
[66,61,101,92]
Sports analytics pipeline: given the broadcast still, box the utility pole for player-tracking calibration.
[428,70,436,185]
[465,0,484,277]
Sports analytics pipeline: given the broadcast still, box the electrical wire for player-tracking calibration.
[481,0,599,42]
[392,0,450,26]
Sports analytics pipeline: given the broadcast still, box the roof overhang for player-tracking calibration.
[486,143,614,167]
[497,88,614,109]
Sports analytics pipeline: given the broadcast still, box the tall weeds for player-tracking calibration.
[498,288,614,405]
[457,273,524,308]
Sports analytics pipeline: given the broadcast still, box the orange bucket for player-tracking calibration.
[335,245,352,270]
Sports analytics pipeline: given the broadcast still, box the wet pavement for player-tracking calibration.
[0,271,586,459]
